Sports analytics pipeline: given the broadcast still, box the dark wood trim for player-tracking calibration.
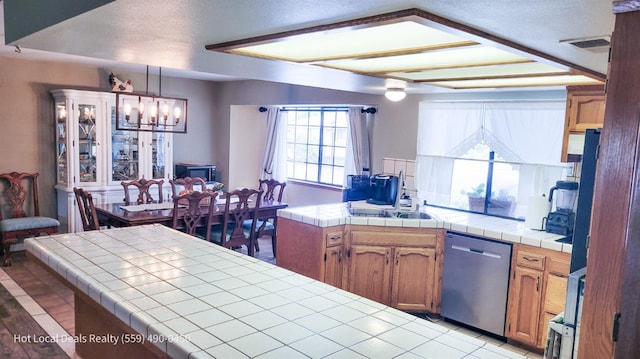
[205,8,606,82]
[612,0,640,13]
[579,10,640,359]
[609,11,640,359]
[412,71,570,83]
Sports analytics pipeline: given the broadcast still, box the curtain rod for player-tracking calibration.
[258,106,376,114]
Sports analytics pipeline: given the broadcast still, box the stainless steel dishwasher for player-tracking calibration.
[441,232,512,336]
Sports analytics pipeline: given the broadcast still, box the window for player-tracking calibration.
[283,107,349,186]
[416,100,569,219]
[450,143,520,217]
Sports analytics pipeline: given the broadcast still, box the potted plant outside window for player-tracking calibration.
[464,184,516,216]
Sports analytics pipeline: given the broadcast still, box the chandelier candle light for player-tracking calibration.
[115,66,188,134]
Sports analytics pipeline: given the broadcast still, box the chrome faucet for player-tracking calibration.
[395,170,405,210]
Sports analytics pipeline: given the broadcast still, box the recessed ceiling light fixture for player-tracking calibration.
[206,8,605,91]
[385,88,406,101]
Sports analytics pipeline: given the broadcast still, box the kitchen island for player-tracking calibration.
[24,224,530,359]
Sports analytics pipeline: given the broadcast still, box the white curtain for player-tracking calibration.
[345,106,371,177]
[260,107,287,182]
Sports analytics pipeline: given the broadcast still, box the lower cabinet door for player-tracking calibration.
[391,247,435,312]
[348,245,391,305]
[324,246,344,289]
[507,266,543,345]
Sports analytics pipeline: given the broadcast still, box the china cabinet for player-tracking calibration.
[51,89,173,232]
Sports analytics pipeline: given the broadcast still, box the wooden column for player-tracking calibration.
[579,4,640,359]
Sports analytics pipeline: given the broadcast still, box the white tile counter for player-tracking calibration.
[25,225,530,359]
[277,201,571,254]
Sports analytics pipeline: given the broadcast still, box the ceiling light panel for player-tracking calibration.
[207,8,606,90]
[390,62,568,82]
[320,46,531,74]
[431,75,602,89]
[230,21,475,62]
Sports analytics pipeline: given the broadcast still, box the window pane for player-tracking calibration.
[335,128,348,146]
[333,166,345,185]
[294,144,308,162]
[320,165,333,183]
[488,162,519,217]
[451,159,489,212]
[324,112,336,127]
[308,126,321,145]
[323,127,335,146]
[293,162,306,179]
[307,163,318,181]
[308,145,319,163]
[322,146,334,165]
[286,125,296,142]
[336,112,348,127]
[309,112,321,126]
[334,147,346,165]
[296,111,309,126]
[295,126,308,143]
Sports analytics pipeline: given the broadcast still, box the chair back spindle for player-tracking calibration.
[121,178,164,205]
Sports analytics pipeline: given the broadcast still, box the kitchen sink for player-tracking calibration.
[387,210,432,219]
[347,207,432,219]
[347,207,392,217]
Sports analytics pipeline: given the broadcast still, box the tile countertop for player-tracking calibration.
[24,224,529,359]
[277,201,571,254]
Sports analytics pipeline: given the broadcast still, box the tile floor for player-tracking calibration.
[1,234,543,359]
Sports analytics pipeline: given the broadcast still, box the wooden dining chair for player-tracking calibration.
[211,188,263,256]
[244,179,286,256]
[172,190,217,241]
[169,177,208,201]
[73,187,101,231]
[121,178,164,205]
[0,172,60,266]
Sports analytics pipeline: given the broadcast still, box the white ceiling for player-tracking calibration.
[0,0,615,95]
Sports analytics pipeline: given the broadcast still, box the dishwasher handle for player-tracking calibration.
[451,244,502,259]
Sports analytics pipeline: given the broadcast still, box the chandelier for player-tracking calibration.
[115,66,188,134]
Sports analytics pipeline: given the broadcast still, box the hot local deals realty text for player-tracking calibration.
[14,334,122,345]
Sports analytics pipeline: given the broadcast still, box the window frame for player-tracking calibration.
[284,106,349,187]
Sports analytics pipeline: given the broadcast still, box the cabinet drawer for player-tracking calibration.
[350,230,437,247]
[325,231,343,247]
[547,256,570,276]
[516,251,546,270]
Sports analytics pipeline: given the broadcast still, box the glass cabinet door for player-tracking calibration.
[55,101,68,184]
[77,103,98,183]
[151,132,168,179]
[111,105,140,181]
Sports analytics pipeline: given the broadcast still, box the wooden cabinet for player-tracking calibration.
[323,230,346,288]
[276,218,347,288]
[51,89,173,232]
[561,85,605,162]
[506,244,570,349]
[347,226,443,313]
[391,246,437,312]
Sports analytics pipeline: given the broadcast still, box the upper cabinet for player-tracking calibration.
[561,85,605,162]
[52,89,173,189]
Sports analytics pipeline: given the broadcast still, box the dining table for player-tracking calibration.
[94,199,288,229]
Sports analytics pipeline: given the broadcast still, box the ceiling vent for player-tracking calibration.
[561,36,611,53]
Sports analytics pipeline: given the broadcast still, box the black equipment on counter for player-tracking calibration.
[342,173,399,206]
[367,174,399,205]
[342,175,371,202]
